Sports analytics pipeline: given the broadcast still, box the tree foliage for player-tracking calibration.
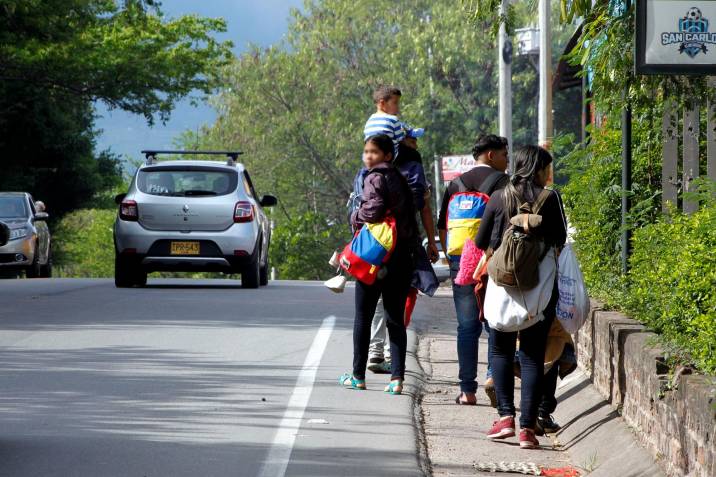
[194,0,580,279]
[0,0,233,218]
[0,0,233,123]
[53,208,117,278]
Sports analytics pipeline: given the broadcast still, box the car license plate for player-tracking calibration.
[170,241,200,255]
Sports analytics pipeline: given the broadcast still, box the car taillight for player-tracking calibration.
[120,200,138,221]
[234,201,254,223]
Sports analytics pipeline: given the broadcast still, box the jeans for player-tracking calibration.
[353,247,412,381]
[450,262,483,394]
[368,298,391,360]
[490,284,558,429]
[539,362,559,417]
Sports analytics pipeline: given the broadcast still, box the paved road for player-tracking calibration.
[0,279,423,477]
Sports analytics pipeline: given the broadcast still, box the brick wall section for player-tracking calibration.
[574,301,716,477]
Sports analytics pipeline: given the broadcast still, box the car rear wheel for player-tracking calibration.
[135,270,148,287]
[40,249,52,278]
[242,251,260,289]
[25,245,41,278]
[259,255,269,286]
[115,254,146,288]
[115,254,133,288]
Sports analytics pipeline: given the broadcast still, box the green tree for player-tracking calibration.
[53,208,117,278]
[0,0,233,123]
[465,1,716,371]
[193,0,578,279]
[0,0,233,217]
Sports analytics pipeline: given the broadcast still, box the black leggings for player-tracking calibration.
[489,284,558,429]
[353,247,412,381]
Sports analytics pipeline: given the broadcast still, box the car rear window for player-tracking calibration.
[137,167,238,197]
[0,196,28,218]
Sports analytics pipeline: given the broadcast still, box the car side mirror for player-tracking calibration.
[115,193,127,205]
[0,221,8,247]
[260,195,277,207]
[34,212,49,221]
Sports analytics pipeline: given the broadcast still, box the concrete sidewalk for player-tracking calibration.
[411,289,664,477]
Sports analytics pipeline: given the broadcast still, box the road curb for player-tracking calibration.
[406,328,433,477]
[410,286,665,477]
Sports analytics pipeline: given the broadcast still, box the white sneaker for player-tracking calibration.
[328,251,340,268]
[324,274,346,293]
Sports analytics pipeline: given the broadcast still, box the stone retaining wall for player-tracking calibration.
[574,302,715,477]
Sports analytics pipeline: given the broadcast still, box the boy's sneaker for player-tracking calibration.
[486,416,515,439]
[535,414,561,436]
[519,428,540,449]
[323,274,346,293]
[368,358,391,374]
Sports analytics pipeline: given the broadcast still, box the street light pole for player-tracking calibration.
[499,0,513,165]
[621,0,633,273]
[538,0,553,149]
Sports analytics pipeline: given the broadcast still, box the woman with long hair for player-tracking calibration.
[474,145,567,448]
[340,134,418,395]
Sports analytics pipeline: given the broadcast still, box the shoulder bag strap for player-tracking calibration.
[454,176,468,193]
[478,170,506,195]
[532,188,553,214]
[533,188,555,261]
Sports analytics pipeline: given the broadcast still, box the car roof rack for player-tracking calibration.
[141,150,243,166]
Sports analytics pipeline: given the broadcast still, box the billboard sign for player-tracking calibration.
[636,0,716,74]
[441,154,477,183]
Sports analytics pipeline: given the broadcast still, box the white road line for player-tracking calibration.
[257,315,336,477]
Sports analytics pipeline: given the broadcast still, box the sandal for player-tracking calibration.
[384,379,403,395]
[339,372,366,390]
[455,392,477,405]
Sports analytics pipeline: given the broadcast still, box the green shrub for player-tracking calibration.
[270,210,345,281]
[560,111,716,373]
[561,117,662,307]
[627,203,716,373]
[53,209,116,278]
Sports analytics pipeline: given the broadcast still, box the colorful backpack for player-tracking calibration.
[339,216,397,285]
[446,172,503,260]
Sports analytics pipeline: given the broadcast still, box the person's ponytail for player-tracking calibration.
[502,145,553,215]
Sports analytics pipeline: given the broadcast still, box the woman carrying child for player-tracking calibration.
[340,134,419,395]
[474,145,567,448]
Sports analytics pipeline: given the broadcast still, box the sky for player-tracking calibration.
[94,0,303,164]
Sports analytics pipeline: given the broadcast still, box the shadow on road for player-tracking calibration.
[144,283,245,290]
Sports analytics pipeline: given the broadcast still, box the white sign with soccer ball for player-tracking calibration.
[645,1,716,65]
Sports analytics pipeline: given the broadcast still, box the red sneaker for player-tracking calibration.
[519,428,540,449]
[486,416,515,439]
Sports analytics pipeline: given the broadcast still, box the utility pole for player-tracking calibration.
[621,0,633,273]
[434,155,441,213]
[538,0,553,149]
[499,0,513,165]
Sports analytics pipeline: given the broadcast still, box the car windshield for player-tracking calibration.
[137,168,238,197]
[0,197,28,218]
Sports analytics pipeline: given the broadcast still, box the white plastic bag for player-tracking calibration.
[556,243,590,334]
[484,248,557,332]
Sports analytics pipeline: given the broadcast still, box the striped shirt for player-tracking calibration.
[363,112,405,157]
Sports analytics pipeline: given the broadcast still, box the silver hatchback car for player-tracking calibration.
[113,151,277,288]
[0,192,52,278]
